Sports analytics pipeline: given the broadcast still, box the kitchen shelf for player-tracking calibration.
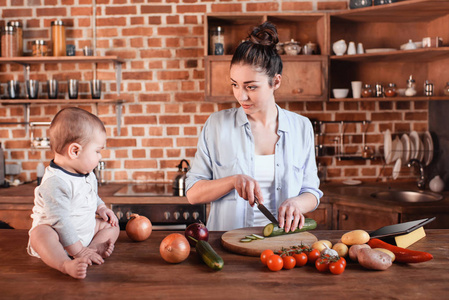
[0,56,125,65]
[331,48,449,63]
[331,0,449,23]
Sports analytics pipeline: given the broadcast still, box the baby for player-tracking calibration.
[28,107,119,279]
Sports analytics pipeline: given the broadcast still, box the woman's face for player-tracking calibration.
[230,63,281,114]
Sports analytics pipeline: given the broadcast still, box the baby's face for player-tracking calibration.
[75,130,106,175]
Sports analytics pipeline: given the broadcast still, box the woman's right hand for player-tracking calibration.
[233,174,263,206]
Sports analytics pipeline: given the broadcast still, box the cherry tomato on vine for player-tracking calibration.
[338,257,346,267]
[307,249,321,264]
[282,255,296,270]
[260,249,274,265]
[315,256,330,272]
[329,260,346,275]
[293,252,308,267]
[266,254,283,272]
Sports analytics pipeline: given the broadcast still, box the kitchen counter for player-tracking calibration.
[1,229,448,299]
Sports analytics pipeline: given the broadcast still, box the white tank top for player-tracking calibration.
[253,154,276,226]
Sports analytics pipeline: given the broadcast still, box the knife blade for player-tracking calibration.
[254,196,278,226]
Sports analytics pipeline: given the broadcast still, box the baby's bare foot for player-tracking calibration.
[62,257,90,279]
[90,239,115,258]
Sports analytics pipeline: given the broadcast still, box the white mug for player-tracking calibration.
[351,81,363,98]
[347,41,356,55]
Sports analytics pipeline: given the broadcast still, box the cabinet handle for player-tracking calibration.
[341,214,348,220]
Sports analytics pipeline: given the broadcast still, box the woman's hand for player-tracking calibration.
[278,197,305,233]
[233,174,263,206]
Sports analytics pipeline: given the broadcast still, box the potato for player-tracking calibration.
[312,240,332,252]
[358,248,392,270]
[373,248,396,262]
[349,244,371,262]
[332,242,349,258]
[341,229,370,246]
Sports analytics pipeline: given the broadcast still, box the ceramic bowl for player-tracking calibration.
[333,88,349,99]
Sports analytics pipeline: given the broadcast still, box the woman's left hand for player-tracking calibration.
[277,197,305,233]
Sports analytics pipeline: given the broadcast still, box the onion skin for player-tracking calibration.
[185,222,209,247]
[126,214,152,242]
[160,233,191,263]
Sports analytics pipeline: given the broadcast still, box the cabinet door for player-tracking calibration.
[276,56,328,101]
[205,56,328,102]
[304,202,332,230]
[333,205,399,231]
[0,209,32,230]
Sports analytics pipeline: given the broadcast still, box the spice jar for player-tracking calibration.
[362,84,374,97]
[32,40,48,57]
[444,82,449,96]
[51,20,66,56]
[210,26,224,55]
[284,39,301,55]
[7,21,22,56]
[385,83,397,97]
[1,26,18,57]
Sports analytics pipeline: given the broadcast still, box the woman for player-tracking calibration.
[186,22,322,232]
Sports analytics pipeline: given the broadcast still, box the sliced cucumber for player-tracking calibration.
[240,238,253,243]
[263,218,317,237]
[251,234,265,240]
[245,235,257,240]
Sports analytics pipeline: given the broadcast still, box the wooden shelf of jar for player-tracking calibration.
[330,48,449,63]
[329,96,449,102]
[0,56,125,64]
[0,99,126,105]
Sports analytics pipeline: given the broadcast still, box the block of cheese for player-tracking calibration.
[393,226,426,248]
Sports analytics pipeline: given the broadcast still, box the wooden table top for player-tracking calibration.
[1,229,448,299]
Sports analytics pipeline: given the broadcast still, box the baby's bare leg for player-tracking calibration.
[89,219,120,258]
[29,225,91,279]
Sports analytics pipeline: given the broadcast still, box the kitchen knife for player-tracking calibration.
[254,196,278,226]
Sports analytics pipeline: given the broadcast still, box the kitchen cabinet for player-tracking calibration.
[328,0,449,101]
[204,13,328,102]
[304,202,332,230]
[332,204,399,230]
[0,56,125,134]
[0,204,32,229]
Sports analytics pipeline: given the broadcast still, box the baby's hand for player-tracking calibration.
[97,206,119,227]
[74,247,104,265]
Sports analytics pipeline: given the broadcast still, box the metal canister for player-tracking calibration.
[375,82,384,97]
[51,20,66,56]
[424,80,434,96]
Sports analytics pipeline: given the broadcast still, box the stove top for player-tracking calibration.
[114,183,175,197]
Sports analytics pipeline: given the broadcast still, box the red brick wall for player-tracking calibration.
[0,0,423,184]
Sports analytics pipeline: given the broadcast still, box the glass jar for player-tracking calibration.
[405,75,417,96]
[444,82,449,96]
[32,40,48,57]
[349,0,372,9]
[1,26,18,57]
[385,83,397,97]
[284,39,301,55]
[362,84,374,97]
[7,21,22,56]
[51,20,66,56]
[210,26,224,55]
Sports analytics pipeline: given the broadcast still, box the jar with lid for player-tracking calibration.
[361,84,374,98]
[51,20,66,56]
[210,26,224,55]
[6,21,22,56]
[32,40,48,57]
[385,83,397,97]
[1,26,18,57]
[284,39,301,55]
[444,82,449,96]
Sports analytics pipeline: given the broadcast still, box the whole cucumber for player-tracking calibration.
[195,239,224,271]
[263,218,317,237]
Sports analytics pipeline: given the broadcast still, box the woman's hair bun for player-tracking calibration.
[248,21,279,47]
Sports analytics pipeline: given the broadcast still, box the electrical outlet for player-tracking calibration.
[5,164,21,175]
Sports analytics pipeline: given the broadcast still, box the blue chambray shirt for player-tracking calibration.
[186,105,323,231]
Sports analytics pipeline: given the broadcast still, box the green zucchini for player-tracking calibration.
[189,237,224,271]
[263,218,317,237]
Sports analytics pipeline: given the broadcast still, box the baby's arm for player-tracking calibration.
[96,204,119,227]
[65,240,104,265]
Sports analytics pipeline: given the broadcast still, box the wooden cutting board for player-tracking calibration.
[221,227,317,256]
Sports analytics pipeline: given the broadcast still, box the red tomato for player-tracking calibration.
[329,260,345,275]
[293,252,308,267]
[315,257,330,272]
[260,249,274,266]
[338,257,346,267]
[307,249,321,264]
[282,255,296,270]
[266,254,283,272]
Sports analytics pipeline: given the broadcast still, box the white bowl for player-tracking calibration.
[333,88,349,99]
